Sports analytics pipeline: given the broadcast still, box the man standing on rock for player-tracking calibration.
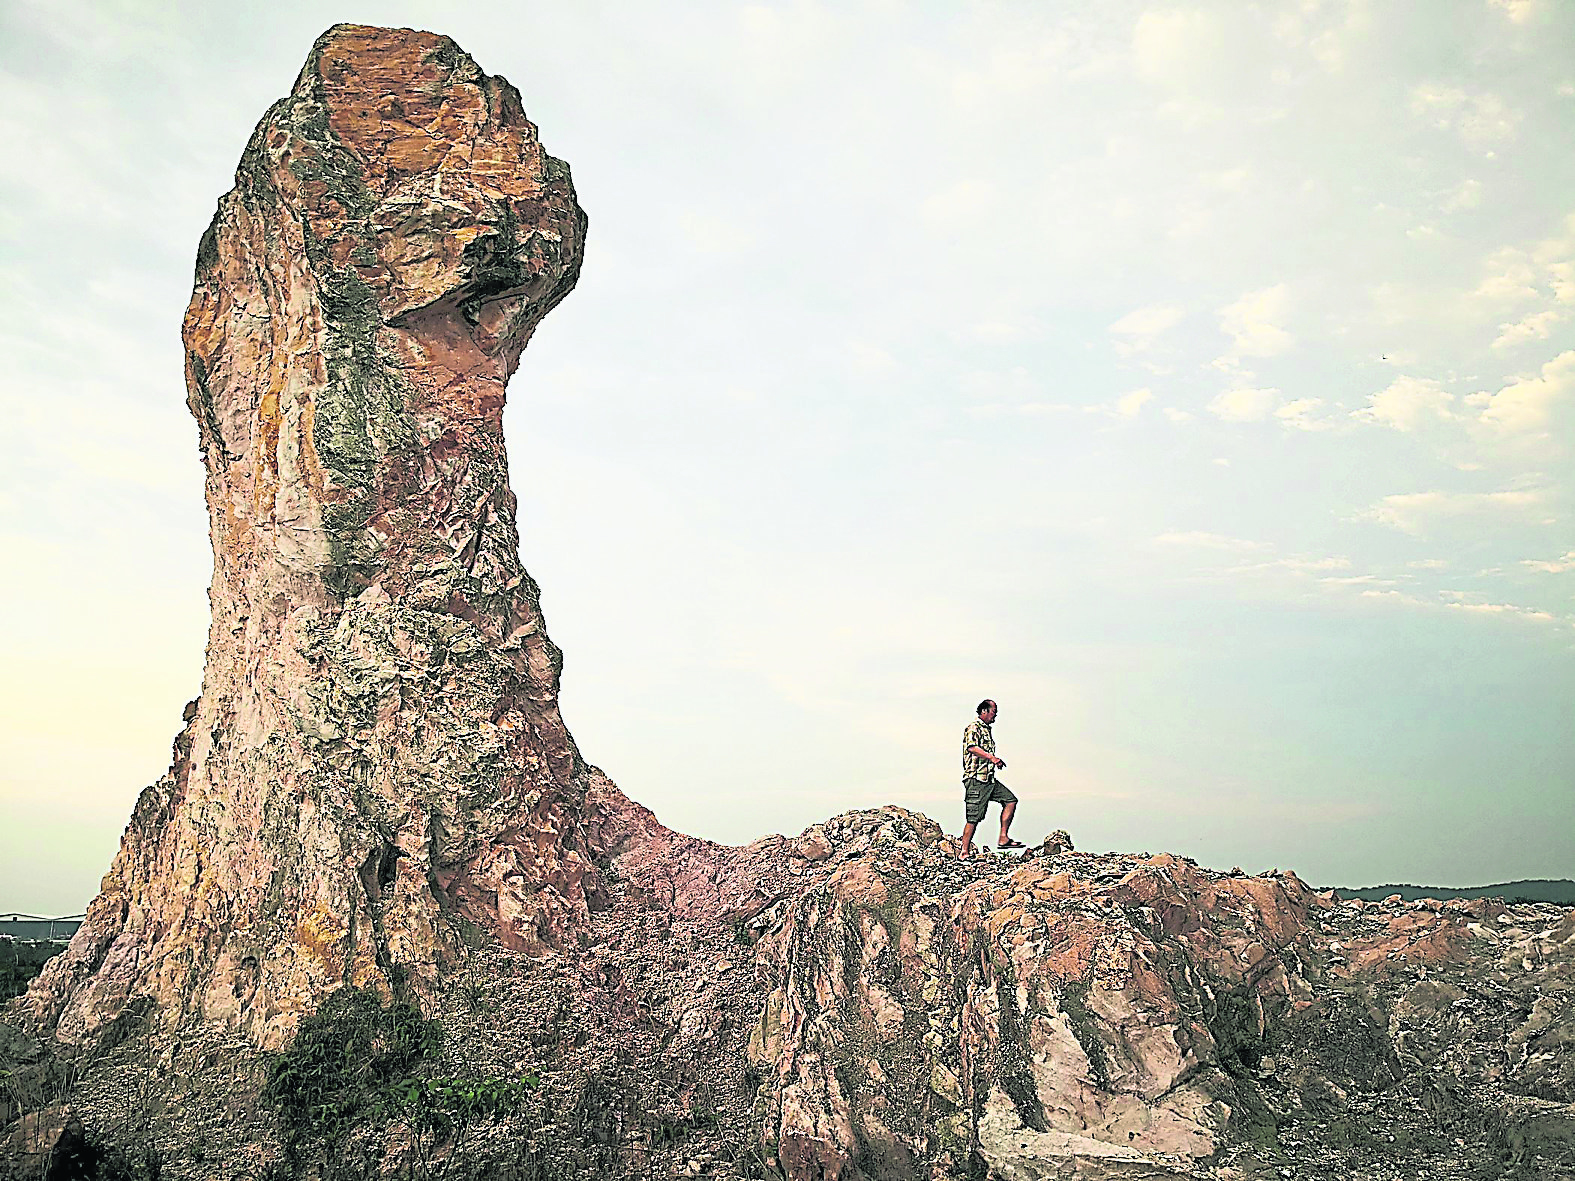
[960,699,1022,856]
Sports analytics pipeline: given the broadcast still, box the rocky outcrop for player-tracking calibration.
[7,23,1574,1181]
[745,816,1575,1179]
[20,22,604,1050]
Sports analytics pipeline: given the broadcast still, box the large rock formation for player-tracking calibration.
[744,822,1575,1179]
[22,22,601,1049]
[6,23,1574,1181]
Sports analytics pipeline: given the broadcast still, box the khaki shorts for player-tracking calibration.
[963,776,1016,825]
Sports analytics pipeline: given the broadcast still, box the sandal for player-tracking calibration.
[999,838,1026,849]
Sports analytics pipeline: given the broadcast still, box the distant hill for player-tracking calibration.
[1326,879,1575,905]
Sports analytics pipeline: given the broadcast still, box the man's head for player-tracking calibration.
[977,699,997,724]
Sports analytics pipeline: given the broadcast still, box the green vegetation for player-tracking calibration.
[729,916,754,948]
[263,987,537,1175]
[264,987,441,1146]
[0,1016,164,1180]
[647,1083,721,1148]
[0,940,65,1002]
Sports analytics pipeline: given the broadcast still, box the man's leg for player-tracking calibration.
[998,799,1017,844]
[961,778,987,858]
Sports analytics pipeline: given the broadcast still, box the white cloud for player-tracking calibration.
[1409,558,1450,570]
[1492,308,1564,351]
[1444,178,1483,212]
[678,210,757,255]
[1251,556,1353,575]
[1352,376,1458,431]
[1318,573,1393,585]
[949,34,1073,106]
[1465,216,1575,340]
[1164,407,1195,423]
[1208,386,1281,422]
[1299,2,1373,72]
[1470,247,1542,310]
[963,401,1077,419]
[1108,304,1184,355]
[728,3,852,91]
[1275,397,1333,431]
[1353,487,1547,533]
[1523,550,1575,573]
[1358,588,1564,627]
[1210,166,1252,193]
[1410,84,1520,146]
[961,321,1028,344]
[1489,0,1541,23]
[1445,600,1556,622]
[1218,285,1294,358]
[1476,349,1575,433]
[960,365,1039,402]
[1552,261,1575,304]
[1109,304,1184,339]
[1169,541,1369,585]
[1115,387,1153,417]
[1360,588,1428,607]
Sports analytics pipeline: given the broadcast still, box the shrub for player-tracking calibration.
[262,986,539,1174]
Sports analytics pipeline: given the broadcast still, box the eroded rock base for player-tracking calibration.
[6,808,1572,1180]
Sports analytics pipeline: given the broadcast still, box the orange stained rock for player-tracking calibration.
[1114,865,1189,911]
[985,905,1026,945]
[319,28,546,201]
[1038,924,1099,982]
[256,390,282,487]
[293,903,348,972]
[1007,863,1053,893]
[1342,913,1475,974]
[1034,871,1091,901]
[828,861,888,910]
[1207,875,1308,946]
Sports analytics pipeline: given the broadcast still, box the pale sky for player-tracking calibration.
[2,1,1572,914]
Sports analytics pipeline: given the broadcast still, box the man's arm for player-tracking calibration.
[966,745,1005,767]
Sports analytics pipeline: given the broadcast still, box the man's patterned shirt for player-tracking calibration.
[962,718,995,781]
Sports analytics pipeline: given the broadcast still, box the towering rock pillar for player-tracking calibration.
[25,24,597,1048]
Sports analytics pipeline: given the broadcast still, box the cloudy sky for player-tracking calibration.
[2,0,1572,913]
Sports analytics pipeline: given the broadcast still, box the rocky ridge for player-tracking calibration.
[5,23,1573,1181]
[13,807,1572,1179]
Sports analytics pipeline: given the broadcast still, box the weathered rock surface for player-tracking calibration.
[6,22,1574,1181]
[20,22,600,1052]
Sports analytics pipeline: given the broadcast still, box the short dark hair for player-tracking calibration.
[976,699,995,715]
